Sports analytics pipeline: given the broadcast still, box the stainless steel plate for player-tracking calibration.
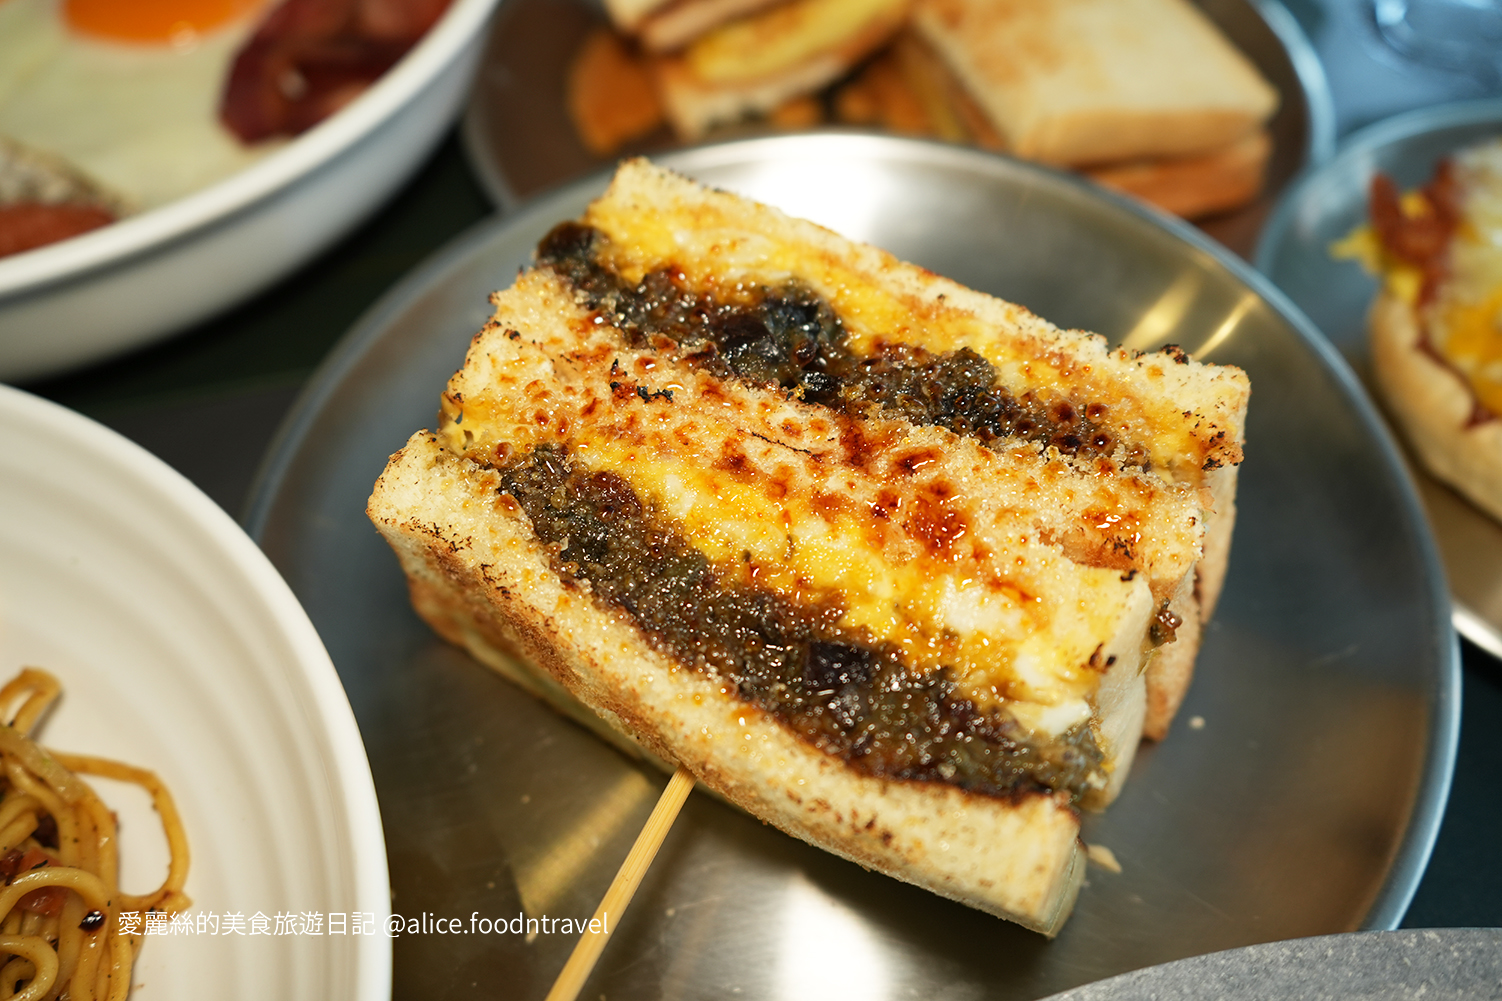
[1255,98,1502,660]
[1041,929,1502,1001]
[247,135,1458,1000]
[458,0,1335,259]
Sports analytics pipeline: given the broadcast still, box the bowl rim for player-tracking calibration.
[0,381,393,1001]
[0,0,501,301]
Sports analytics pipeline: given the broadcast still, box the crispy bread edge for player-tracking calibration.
[1143,463,1239,740]
[1085,129,1272,220]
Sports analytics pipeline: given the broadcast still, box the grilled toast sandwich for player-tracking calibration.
[368,160,1249,933]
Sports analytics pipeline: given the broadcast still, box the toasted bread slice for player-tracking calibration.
[834,30,1002,147]
[1370,290,1502,521]
[1362,140,1502,522]
[368,161,1248,932]
[638,0,787,52]
[653,0,909,138]
[1086,128,1273,221]
[911,0,1277,166]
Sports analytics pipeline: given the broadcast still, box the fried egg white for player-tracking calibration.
[0,0,279,214]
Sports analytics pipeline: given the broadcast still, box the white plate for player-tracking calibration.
[0,384,388,1000]
[0,0,500,383]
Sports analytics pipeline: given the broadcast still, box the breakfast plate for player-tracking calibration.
[0,0,500,383]
[1255,98,1502,660]
[246,135,1458,999]
[0,384,389,1000]
[459,0,1335,258]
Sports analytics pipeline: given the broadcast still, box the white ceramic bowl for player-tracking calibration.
[0,382,390,1000]
[0,0,500,384]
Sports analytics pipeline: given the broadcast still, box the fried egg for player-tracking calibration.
[0,0,279,215]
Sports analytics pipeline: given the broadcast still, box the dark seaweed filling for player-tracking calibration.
[497,444,1105,801]
[538,222,1138,465]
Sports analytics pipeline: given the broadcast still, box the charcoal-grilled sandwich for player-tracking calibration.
[368,160,1249,934]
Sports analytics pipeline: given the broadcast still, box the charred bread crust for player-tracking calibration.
[370,432,1086,935]
[1370,290,1502,522]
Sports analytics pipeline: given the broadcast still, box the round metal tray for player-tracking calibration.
[248,135,1458,999]
[1256,98,1502,660]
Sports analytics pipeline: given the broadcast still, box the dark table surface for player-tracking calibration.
[16,0,1502,960]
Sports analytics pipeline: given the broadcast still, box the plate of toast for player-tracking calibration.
[247,135,1456,998]
[1257,99,1502,661]
[460,0,1334,256]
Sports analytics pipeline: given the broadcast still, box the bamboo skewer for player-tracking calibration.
[543,764,696,1001]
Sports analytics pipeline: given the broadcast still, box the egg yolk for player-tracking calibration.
[64,0,264,44]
